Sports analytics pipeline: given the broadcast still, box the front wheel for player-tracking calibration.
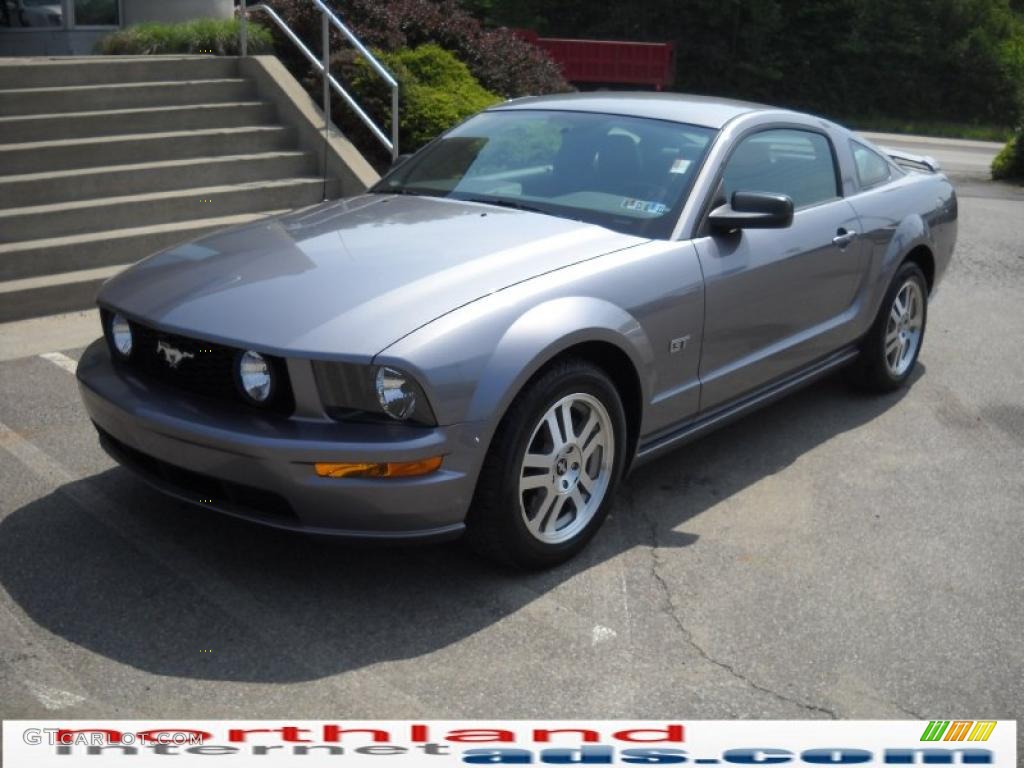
[850,261,928,392]
[465,359,627,569]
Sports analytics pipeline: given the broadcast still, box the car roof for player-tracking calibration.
[491,91,780,129]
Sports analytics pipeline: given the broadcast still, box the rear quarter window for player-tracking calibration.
[851,141,892,189]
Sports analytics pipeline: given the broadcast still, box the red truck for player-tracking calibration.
[515,29,676,90]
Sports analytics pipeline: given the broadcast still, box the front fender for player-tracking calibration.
[376,292,653,432]
[466,296,653,425]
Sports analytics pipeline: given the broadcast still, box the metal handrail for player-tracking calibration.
[313,0,399,161]
[312,0,396,87]
[239,0,399,161]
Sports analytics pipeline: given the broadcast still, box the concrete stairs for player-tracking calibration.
[0,56,335,322]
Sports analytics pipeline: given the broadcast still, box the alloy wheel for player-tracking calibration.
[518,392,614,544]
[884,279,924,377]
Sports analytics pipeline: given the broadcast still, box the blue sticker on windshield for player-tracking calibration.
[621,198,668,215]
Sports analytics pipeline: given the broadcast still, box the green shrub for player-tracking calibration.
[992,130,1024,181]
[266,0,570,99]
[96,19,272,56]
[260,0,567,167]
[342,44,501,157]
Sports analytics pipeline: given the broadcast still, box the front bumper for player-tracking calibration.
[76,339,484,540]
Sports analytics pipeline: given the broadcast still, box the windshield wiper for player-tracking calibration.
[460,196,552,216]
[372,190,558,218]
[369,187,437,197]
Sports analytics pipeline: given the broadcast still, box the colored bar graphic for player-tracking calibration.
[921,720,997,742]
[944,721,973,741]
[969,721,997,741]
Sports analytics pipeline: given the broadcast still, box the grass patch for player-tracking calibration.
[840,116,1014,143]
[96,19,272,56]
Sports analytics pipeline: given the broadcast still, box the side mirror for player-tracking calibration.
[709,191,794,230]
[391,153,413,169]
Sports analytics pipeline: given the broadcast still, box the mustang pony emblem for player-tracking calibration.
[156,340,194,369]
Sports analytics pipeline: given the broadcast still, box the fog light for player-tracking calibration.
[239,350,272,403]
[315,456,443,479]
[110,313,133,358]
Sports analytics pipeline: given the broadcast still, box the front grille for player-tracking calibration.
[96,424,297,524]
[102,310,293,415]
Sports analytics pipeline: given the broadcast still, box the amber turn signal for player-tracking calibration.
[315,456,443,479]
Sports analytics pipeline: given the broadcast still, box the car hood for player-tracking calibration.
[98,194,646,359]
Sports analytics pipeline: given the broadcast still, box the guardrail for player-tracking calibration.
[239,0,399,161]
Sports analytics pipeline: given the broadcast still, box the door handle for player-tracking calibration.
[832,228,858,249]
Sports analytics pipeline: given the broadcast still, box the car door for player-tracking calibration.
[693,127,870,411]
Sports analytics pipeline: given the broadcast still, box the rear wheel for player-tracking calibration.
[465,359,626,569]
[850,261,928,392]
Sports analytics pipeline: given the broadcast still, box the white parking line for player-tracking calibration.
[591,624,618,645]
[25,681,87,710]
[38,351,78,374]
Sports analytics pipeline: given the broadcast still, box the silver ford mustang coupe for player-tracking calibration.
[76,93,957,568]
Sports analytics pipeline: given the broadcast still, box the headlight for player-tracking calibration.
[375,366,421,420]
[313,361,436,425]
[110,313,133,358]
[238,350,272,403]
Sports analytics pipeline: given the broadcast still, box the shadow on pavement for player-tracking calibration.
[0,369,917,683]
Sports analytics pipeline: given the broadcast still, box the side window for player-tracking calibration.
[851,141,892,189]
[722,128,840,209]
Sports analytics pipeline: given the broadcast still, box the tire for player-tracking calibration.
[465,358,627,569]
[849,261,928,392]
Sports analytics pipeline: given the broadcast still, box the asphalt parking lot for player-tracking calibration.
[1,143,1021,732]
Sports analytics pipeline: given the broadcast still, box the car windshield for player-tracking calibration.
[372,109,717,239]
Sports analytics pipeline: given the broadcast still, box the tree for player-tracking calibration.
[476,0,1024,127]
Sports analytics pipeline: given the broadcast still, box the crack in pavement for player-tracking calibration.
[893,702,924,720]
[622,481,839,719]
